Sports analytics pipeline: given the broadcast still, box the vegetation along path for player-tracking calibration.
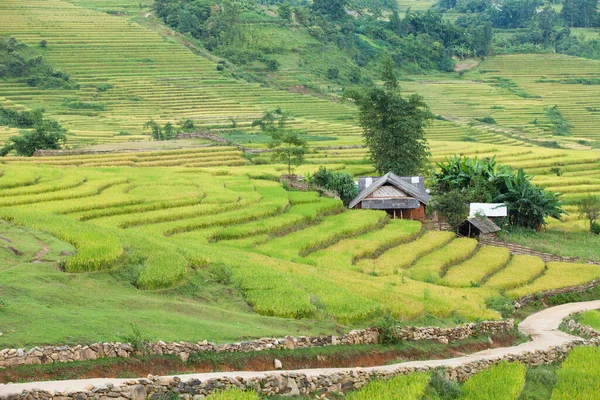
[2,300,600,397]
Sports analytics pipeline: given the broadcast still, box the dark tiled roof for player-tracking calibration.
[349,172,430,209]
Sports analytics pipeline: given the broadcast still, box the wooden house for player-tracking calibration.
[349,172,430,220]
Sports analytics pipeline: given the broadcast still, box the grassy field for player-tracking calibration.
[1,161,599,347]
[551,347,600,400]
[0,0,600,354]
[341,349,600,399]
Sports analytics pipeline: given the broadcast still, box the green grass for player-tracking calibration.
[208,390,259,400]
[518,364,558,400]
[578,310,600,330]
[551,347,600,400]
[346,373,430,400]
[0,222,336,348]
[408,238,478,283]
[497,229,600,261]
[461,361,526,400]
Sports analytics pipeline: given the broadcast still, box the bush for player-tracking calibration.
[426,369,462,399]
[265,59,279,71]
[429,189,469,231]
[95,83,113,92]
[307,166,358,206]
[374,315,399,344]
[475,115,497,124]
[592,221,600,235]
[118,323,152,354]
[485,295,513,318]
[39,40,47,48]
[0,118,66,156]
[519,365,558,400]
[326,67,340,80]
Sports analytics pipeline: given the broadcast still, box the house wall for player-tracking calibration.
[360,202,426,221]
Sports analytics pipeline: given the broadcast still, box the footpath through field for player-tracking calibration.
[1,300,600,396]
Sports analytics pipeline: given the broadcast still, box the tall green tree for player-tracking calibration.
[346,61,432,176]
[253,110,307,175]
[577,194,600,233]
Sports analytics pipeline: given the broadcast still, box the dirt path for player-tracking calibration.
[31,237,49,264]
[1,301,599,396]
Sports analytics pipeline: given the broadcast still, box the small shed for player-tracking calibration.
[349,172,430,220]
[458,216,501,238]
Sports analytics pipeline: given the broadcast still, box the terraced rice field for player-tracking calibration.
[341,361,526,399]
[401,54,600,141]
[1,0,599,151]
[551,347,600,400]
[1,163,599,326]
[0,0,361,146]
[335,347,600,399]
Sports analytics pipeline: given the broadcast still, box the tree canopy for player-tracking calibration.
[0,119,66,156]
[252,110,307,176]
[347,64,432,176]
[434,156,565,230]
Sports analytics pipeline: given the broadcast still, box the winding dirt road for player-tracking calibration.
[1,300,599,397]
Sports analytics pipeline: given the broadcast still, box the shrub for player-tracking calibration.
[519,365,557,400]
[95,83,113,92]
[475,115,497,124]
[307,167,358,206]
[485,296,514,318]
[265,59,279,71]
[426,369,462,399]
[429,189,469,231]
[374,315,400,344]
[118,323,152,354]
[39,40,47,48]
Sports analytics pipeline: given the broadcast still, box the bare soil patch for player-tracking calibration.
[454,58,480,72]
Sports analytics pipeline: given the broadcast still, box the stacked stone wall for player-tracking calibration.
[6,338,596,400]
[0,321,513,368]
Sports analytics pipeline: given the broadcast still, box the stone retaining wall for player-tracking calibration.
[515,279,600,308]
[565,319,600,339]
[479,236,600,265]
[0,321,513,368]
[5,338,596,400]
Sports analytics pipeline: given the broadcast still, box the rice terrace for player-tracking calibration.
[1,0,600,398]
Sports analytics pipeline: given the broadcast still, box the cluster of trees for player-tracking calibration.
[437,0,600,60]
[154,0,495,82]
[431,155,565,231]
[440,0,599,28]
[0,106,67,156]
[0,36,78,90]
[143,118,197,140]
